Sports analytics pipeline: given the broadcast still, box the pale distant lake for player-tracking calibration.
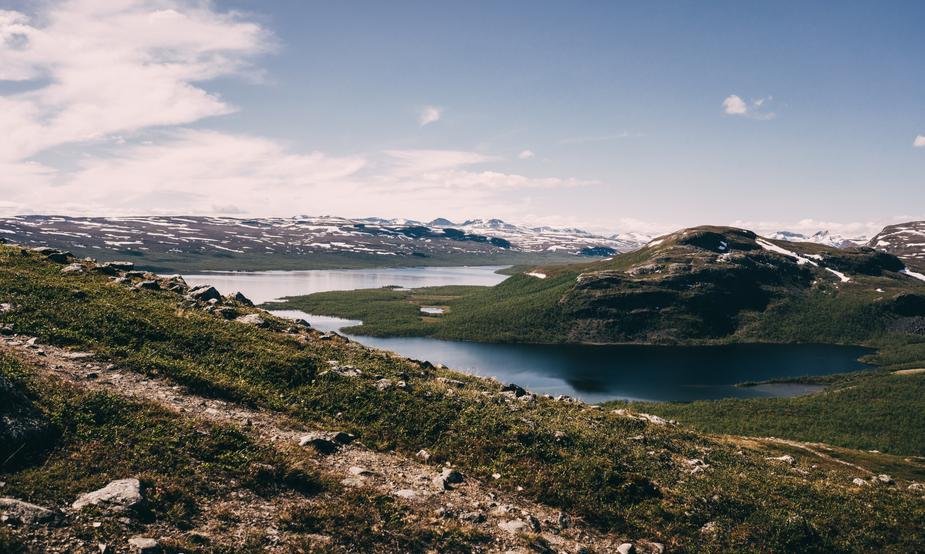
[184,266,871,403]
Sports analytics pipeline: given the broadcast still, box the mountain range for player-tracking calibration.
[1,215,923,274]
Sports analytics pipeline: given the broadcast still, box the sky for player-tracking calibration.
[0,0,923,236]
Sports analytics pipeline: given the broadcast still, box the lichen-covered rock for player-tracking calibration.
[72,478,143,512]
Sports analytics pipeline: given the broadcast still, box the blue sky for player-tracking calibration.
[0,1,922,235]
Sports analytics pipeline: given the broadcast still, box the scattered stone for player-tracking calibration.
[907,483,924,492]
[441,468,464,484]
[127,536,159,554]
[72,478,143,512]
[0,497,59,525]
[637,413,668,425]
[298,431,354,454]
[852,477,869,487]
[617,544,636,554]
[500,383,526,397]
[416,449,431,462]
[432,476,449,491]
[498,519,527,534]
[60,263,85,274]
[235,313,266,327]
[456,511,482,524]
[375,378,393,391]
[124,271,147,279]
[875,474,894,485]
[766,455,795,466]
[215,307,237,320]
[348,466,373,476]
[225,291,254,306]
[436,377,466,388]
[134,280,160,291]
[526,513,541,532]
[556,511,571,529]
[393,489,416,500]
[0,303,12,313]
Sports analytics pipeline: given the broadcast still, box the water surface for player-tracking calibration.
[184,265,508,304]
[183,266,871,402]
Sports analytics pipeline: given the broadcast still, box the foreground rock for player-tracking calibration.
[72,478,143,512]
[0,497,59,525]
[128,536,159,553]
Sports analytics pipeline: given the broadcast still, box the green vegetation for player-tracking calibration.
[2,244,925,551]
[261,227,925,457]
[608,370,925,455]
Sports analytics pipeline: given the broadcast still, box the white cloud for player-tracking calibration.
[518,149,535,159]
[0,1,269,163]
[0,2,595,220]
[722,94,775,119]
[722,95,748,115]
[418,105,442,126]
[914,135,925,147]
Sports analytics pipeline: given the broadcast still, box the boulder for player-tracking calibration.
[60,263,86,275]
[225,291,254,306]
[186,285,221,302]
[0,497,59,525]
[617,544,636,554]
[298,431,354,454]
[501,383,527,397]
[133,280,160,291]
[440,468,464,484]
[72,478,143,512]
[127,537,159,554]
[498,519,527,534]
[416,449,431,462]
[875,474,894,485]
[235,313,266,327]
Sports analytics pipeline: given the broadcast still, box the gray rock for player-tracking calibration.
[234,313,266,327]
[617,543,636,554]
[72,478,143,512]
[852,477,869,487]
[501,383,527,397]
[298,431,354,454]
[0,302,12,313]
[498,519,527,534]
[766,454,795,466]
[133,280,160,291]
[127,537,159,554]
[186,285,221,302]
[876,474,894,485]
[375,378,393,391]
[526,513,541,532]
[226,291,254,306]
[459,511,486,523]
[431,476,449,491]
[0,497,59,525]
[61,263,86,274]
[416,449,431,462]
[440,468,464,484]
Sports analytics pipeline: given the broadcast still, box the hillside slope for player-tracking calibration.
[2,243,924,551]
[283,226,925,346]
[868,220,925,272]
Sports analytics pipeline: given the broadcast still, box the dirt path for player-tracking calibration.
[1,335,661,553]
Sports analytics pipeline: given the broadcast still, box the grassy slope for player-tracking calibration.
[2,245,925,551]
[0,352,482,553]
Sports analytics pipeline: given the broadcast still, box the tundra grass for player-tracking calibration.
[2,246,925,551]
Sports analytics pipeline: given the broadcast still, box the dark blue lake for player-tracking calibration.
[187,267,873,403]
